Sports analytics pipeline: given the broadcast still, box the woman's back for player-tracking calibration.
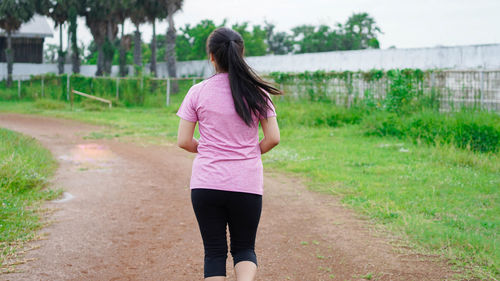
[177,72,275,195]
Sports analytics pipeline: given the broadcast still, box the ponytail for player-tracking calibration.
[207,27,282,126]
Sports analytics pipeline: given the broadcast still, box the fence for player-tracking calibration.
[2,70,500,111]
[272,69,500,112]
[3,74,204,107]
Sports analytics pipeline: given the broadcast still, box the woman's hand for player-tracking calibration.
[177,119,198,153]
[259,116,280,154]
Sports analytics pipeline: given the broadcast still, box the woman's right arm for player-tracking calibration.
[259,116,280,154]
[177,118,199,153]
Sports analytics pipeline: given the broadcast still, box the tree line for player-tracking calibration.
[0,0,183,88]
[49,13,382,66]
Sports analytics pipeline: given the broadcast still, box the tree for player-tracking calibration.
[68,5,81,73]
[143,0,166,77]
[161,0,183,92]
[113,0,133,76]
[176,19,221,61]
[129,0,147,75]
[264,22,293,55]
[0,0,35,86]
[44,43,59,63]
[289,13,381,53]
[342,12,382,50]
[291,24,343,53]
[36,0,70,74]
[231,22,267,57]
[66,0,85,73]
[85,0,119,76]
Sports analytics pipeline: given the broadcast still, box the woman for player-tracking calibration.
[176,27,281,281]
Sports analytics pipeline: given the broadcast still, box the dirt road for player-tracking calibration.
[0,113,456,280]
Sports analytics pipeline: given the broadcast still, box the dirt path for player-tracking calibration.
[0,113,457,281]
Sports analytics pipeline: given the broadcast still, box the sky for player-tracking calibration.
[45,0,500,52]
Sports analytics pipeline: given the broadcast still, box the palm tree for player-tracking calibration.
[161,0,183,92]
[85,0,118,76]
[114,0,133,77]
[130,0,147,76]
[143,0,166,77]
[37,0,69,74]
[68,2,85,74]
[0,0,36,86]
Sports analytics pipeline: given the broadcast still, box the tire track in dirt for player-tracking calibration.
[0,113,457,281]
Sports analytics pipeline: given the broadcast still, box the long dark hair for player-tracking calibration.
[207,27,282,126]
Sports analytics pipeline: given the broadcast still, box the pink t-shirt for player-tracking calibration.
[176,72,276,195]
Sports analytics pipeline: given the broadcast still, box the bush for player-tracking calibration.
[277,101,367,128]
[362,109,500,153]
[361,111,403,137]
[453,111,500,153]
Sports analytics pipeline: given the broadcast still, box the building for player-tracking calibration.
[0,14,53,64]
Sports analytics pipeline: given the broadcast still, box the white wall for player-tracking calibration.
[2,43,500,80]
[173,44,500,77]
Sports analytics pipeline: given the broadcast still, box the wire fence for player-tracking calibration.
[3,70,500,111]
[4,74,205,107]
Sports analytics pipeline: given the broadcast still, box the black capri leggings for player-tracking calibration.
[191,189,262,278]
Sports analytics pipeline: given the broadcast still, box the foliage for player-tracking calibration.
[231,22,268,56]
[0,0,35,32]
[276,101,368,128]
[362,109,500,153]
[43,44,60,64]
[0,128,60,268]
[383,69,423,115]
[175,19,223,61]
[342,12,382,49]
[264,21,293,55]
[290,24,343,53]
[289,12,382,53]
[80,12,383,65]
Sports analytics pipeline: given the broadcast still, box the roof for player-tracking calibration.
[0,14,53,38]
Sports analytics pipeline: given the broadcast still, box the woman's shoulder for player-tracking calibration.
[187,79,209,97]
[190,73,229,94]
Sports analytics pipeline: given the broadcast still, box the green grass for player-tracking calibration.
[0,128,61,272]
[0,97,498,279]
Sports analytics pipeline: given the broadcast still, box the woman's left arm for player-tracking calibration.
[177,119,198,153]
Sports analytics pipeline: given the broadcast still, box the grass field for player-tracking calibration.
[0,127,61,272]
[0,96,498,279]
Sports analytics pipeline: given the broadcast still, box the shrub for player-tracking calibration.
[362,109,500,153]
[362,111,403,137]
[277,101,367,129]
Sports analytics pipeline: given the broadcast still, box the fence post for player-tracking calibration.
[66,74,70,101]
[166,78,171,106]
[41,75,44,98]
[141,75,144,91]
[479,70,484,108]
[18,79,21,98]
[116,77,119,99]
[192,77,196,86]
